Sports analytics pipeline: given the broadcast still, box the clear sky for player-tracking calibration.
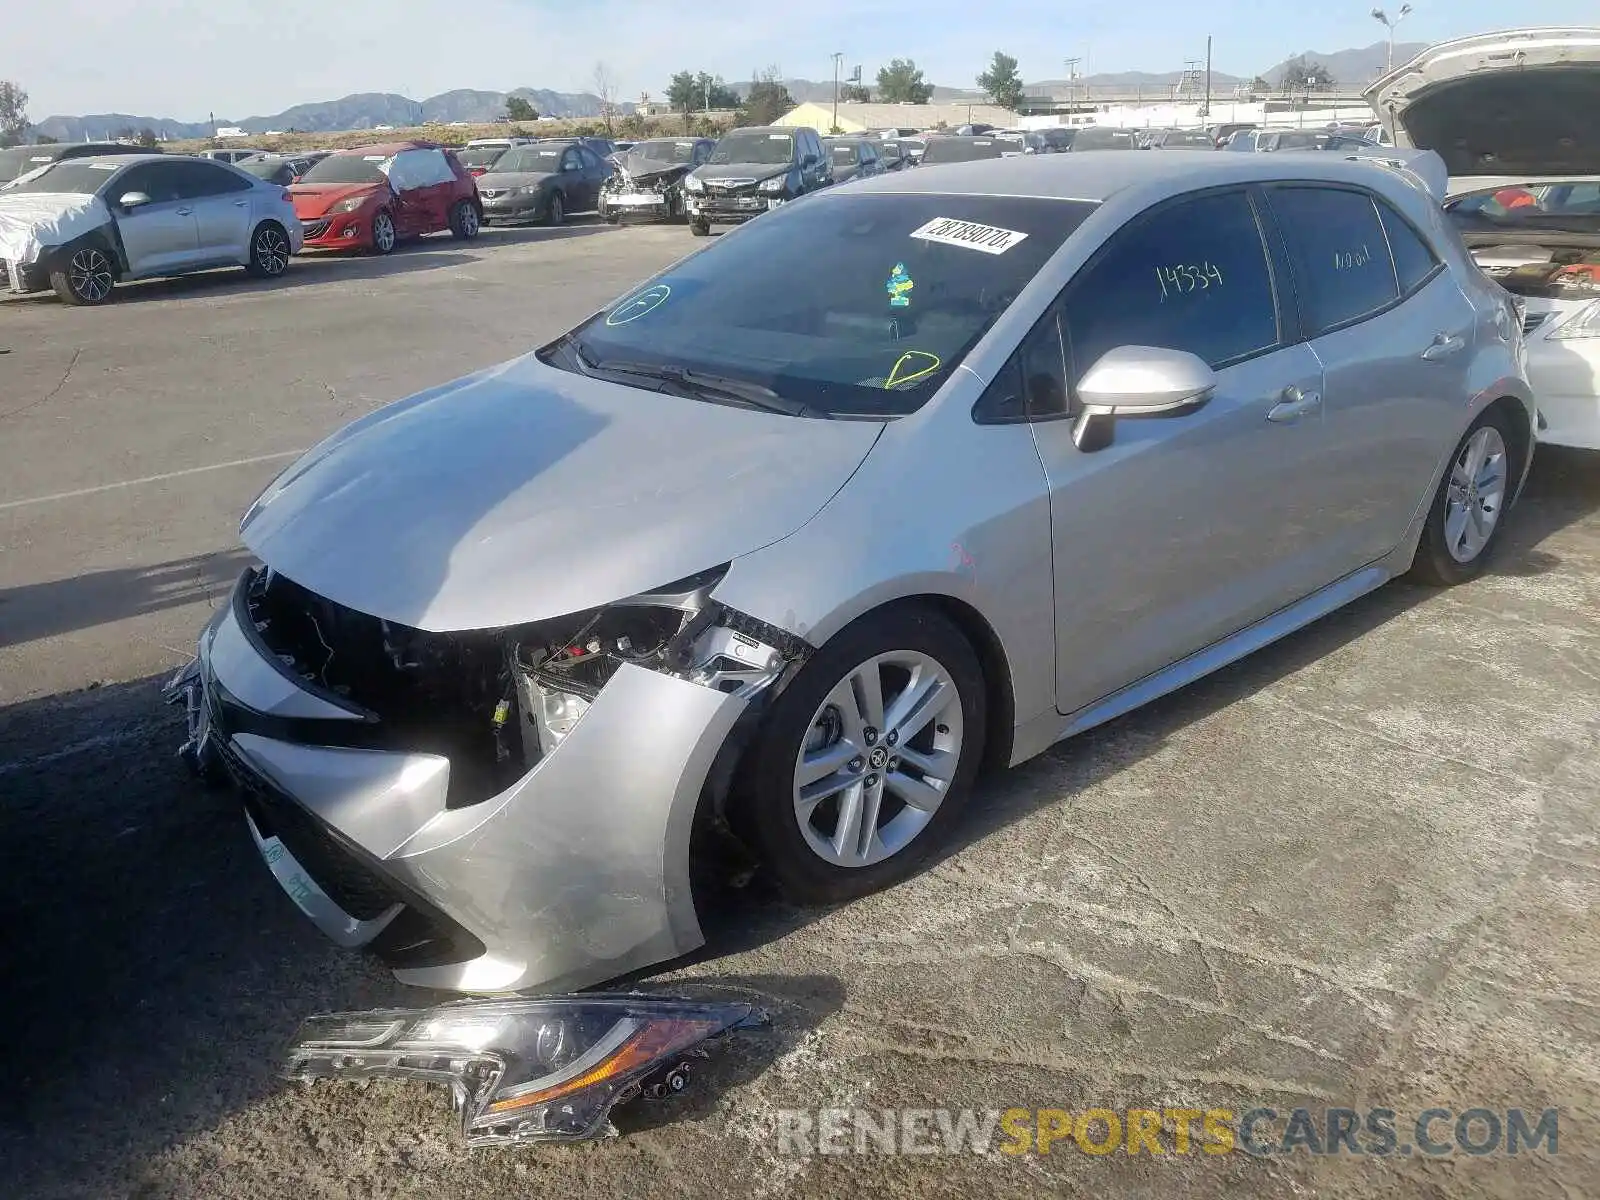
[11,1,1598,120]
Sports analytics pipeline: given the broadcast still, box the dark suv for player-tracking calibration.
[0,141,156,185]
[683,126,830,235]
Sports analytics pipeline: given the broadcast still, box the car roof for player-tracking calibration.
[332,141,437,157]
[53,152,170,169]
[838,149,1431,204]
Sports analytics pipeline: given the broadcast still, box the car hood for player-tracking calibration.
[1366,27,1600,179]
[0,192,111,264]
[611,156,692,186]
[475,170,555,189]
[694,163,791,183]
[239,354,884,632]
[288,181,386,216]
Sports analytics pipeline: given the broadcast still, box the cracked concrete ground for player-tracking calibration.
[2,224,1597,1199]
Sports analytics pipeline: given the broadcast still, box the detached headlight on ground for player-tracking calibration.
[285,994,768,1146]
[1548,299,1600,340]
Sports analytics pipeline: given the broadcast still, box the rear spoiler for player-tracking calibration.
[1336,146,1448,203]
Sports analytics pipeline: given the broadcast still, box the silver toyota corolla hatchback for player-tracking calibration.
[171,151,1535,994]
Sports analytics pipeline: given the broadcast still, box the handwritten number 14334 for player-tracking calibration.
[1156,262,1224,300]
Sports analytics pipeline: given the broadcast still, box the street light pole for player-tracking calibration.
[832,51,844,132]
[1371,4,1413,74]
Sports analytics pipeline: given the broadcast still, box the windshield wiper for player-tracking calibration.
[585,359,828,418]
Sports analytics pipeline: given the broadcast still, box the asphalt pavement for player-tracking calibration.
[2,222,1597,1199]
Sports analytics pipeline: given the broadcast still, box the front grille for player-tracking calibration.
[301,219,330,239]
[704,179,758,198]
[1522,311,1550,335]
[479,189,505,200]
[216,735,402,920]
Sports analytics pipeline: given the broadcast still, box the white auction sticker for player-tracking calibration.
[910,217,1029,255]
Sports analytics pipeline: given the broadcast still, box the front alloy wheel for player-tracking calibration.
[732,604,986,904]
[794,651,964,869]
[247,223,290,277]
[371,210,396,255]
[52,245,115,305]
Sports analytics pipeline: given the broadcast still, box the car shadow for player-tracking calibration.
[0,547,256,649]
[1489,444,1600,576]
[477,222,614,245]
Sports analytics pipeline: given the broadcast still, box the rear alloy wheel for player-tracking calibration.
[546,192,565,227]
[370,210,397,255]
[1409,409,1515,586]
[50,244,116,305]
[449,199,480,240]
[245,222,290,278]
[732,605,986,904]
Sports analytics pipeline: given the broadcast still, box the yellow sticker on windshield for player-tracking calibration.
[886,263,914,308]
[885,351,941,390]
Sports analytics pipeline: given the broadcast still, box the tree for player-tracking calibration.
[738,66,795,127]
[667,70,740,119]
[593,61,618,134]
[136,127,158,147]
[35,133,58,144]
[1279,56,1335,93]
[876,59,933,104]
[505,95,538,122]
[977,51,1025,109]
[839,83,871,103]
[1250,76,1271,92]
[0,80,28,148]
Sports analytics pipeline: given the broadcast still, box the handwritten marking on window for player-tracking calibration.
[1334,245,1373,271]
[1156,263,1224,301]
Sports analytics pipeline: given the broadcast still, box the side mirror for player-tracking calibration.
[802,153,818,167]
[118,191,152,209]
[1072,346,1216,451]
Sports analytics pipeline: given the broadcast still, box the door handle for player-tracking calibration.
[1421,332,1466,361]
[1267,386,1322,423]
[233,199,249,207]
[175,207,194,216]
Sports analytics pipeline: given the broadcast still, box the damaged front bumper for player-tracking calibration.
[168,567,806,994]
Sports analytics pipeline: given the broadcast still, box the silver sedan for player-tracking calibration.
[171,150,1535,994]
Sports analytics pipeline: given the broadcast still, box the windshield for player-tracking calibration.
[493,146,563,173]
[0,147,63,183]
[544,192,1097,418]
[632,140,697,163]
[7,161,122,195]
[711,132,794,165]
[829,143,862,164]
[919,138,1002,164]
[1069,128,1137,151]
[240,159,291,181]
[1159,131,1214,148]
[299,154,388,184]
[1448,181,1600,233]
[457,146,509,168]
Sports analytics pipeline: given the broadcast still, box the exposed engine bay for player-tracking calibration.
[244,565,809,808]
[1470,243,1600,300]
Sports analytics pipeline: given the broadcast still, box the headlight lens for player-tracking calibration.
[285,994,767,1147]
[1548,299,1600,340]
[759,175,788,194]
[329,195,368,214]
[684,174,705,192]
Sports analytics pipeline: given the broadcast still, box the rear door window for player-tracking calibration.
[1376,201,1441,295]
[1063,189,1280,375]
[1267,186,1400,335]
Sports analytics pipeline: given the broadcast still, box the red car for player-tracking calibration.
[289,141,483,254]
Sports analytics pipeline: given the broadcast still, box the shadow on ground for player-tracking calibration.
[0,547,257,648]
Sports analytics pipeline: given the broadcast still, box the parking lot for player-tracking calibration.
[2,222,1599,1199]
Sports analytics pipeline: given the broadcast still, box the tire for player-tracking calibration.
[545,192,565,227]
[1408,407,1516,586]
[449,199,480,240]
[49,243,116,306]
[689,219,710,237]
[370,209,397,255]
[730,604,986,905]
[244,221,291,278]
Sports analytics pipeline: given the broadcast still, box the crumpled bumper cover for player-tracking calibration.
[169,579,752,994]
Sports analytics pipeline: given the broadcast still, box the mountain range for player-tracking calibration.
[30,41,1427,141]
